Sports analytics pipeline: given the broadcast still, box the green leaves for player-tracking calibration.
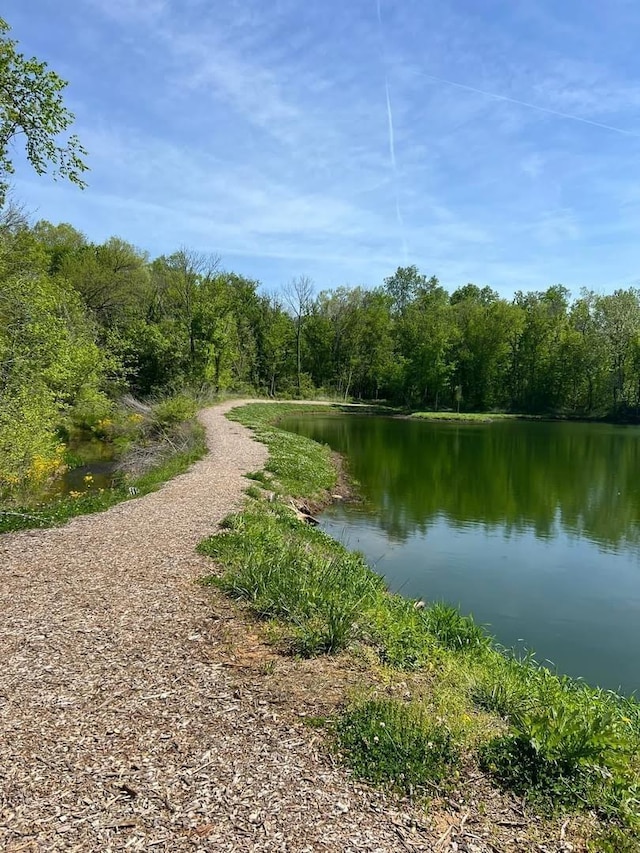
[0,18,88,203]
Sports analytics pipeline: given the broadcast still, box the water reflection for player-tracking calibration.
[46,435,118,498]
[283,416,640,554]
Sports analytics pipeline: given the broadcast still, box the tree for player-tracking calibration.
[256,293,295,396]
[451,285,516,410]
[151,248,220,371]
[0,17,88,204]
[0,271,107,489]
[50,236,150,330]
[594,289,640,413]
[33,220,87,273]
[384,265,428,315]
[283,275,314,396]
[510,286,571,412]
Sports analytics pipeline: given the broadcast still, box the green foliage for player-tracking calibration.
[0,385,61,491]
[590,826,640,853]
[370,599,488,667]
[0,268,108,492]
[481,701,626,795]
[336,698,457,793]
[0,18,88,203]
[55,236,149,326]
[476,658,638,822]
[151,394,198,429]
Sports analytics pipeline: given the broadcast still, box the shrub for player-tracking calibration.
[152,394,197,429]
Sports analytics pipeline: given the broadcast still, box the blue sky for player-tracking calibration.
[6,0,640,296]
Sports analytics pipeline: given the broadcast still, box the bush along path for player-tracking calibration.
[197,402,640,853]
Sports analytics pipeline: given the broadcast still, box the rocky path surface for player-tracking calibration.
[0,401,435,852]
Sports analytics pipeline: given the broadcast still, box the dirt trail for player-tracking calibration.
[0,401,433,852]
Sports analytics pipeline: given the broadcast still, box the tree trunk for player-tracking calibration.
[296,317,302,395]
[214,352,222,394]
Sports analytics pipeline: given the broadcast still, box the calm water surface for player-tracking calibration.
[46,435,118,498]
[281,415,640,694]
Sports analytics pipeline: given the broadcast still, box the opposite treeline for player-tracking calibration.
[3,207,640,489]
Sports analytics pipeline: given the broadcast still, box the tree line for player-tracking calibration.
[3,207,640,491]
[5,216,640,418]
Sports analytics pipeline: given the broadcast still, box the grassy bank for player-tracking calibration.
[410,411,536,422]
[200,402,640,851]
[0,395,207,534]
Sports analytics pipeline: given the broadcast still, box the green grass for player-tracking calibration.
[199,500,384,655]
[0,420,206,534]
[410,411,530,422]
[198,401,640,844]
[336,697,458,793]
[227,402,339,499]
[199,494,493,663]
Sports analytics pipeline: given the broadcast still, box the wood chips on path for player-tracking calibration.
[0,401,442,852]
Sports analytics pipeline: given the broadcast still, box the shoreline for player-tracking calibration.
[207,401,640,851]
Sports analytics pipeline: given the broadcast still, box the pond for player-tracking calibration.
[280,414,640,694]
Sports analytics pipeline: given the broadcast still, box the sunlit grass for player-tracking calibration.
[410,411,530,422]
[227,402,338,499]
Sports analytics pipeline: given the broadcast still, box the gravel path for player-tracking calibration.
[0,401,435,852]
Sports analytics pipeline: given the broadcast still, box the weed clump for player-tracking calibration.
[480,682,637,815]
[336,698,457,793]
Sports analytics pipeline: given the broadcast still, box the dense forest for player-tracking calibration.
[3,203,640,493]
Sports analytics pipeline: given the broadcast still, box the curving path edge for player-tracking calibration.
[0,401,433,852]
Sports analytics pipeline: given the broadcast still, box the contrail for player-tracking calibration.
[377,0,408,263]
[385,80,396,171]
[416,71,640,137]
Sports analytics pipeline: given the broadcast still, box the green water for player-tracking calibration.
[281,414,640,694]
[47,434,118,498]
